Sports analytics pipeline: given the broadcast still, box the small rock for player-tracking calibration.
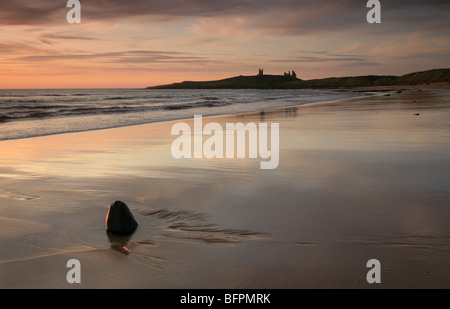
[414,113,420,116]
[106,201,138,235]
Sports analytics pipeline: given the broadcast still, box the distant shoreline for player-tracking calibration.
[147,68,450,90]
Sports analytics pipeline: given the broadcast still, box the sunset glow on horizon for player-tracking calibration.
[1,1,449,89]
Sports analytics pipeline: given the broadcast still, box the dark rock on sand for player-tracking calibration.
[106,201,138,235]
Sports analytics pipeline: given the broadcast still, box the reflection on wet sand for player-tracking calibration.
[106,231,133,255]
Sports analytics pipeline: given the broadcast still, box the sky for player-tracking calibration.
[0,0,449,88]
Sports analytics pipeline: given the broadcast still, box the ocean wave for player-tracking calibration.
[26,111,56,118]
[107,96,133,100]
[164,104,195,111]
[164,101,231,110]
[0,88,365,140]
[202,96,219,101]
[151,95,174,99]
[9,99,44,104]
[0,104,72,110]
[0,115,12,122]
[1,98,84,105]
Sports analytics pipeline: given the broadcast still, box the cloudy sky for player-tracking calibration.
[0,0,449,88]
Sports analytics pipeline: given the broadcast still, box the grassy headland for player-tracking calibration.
[147,68,450,89]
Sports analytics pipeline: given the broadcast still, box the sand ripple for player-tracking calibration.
[0,191,41,201]
[138,208,266,245]
[294,234,450,253]
[105,208,267,269]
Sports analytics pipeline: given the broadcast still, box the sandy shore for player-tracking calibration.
[0,89,449,288]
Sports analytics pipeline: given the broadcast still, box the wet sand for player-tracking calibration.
[0,89,449,288]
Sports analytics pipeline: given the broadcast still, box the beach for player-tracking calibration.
[0,88,449,288]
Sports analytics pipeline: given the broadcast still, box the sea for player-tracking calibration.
[0,88,367,140]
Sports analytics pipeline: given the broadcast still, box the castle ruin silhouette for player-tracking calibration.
[258,69,297,79]
[284,70,297,78]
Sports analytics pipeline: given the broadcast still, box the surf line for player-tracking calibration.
[171,115,279,170]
